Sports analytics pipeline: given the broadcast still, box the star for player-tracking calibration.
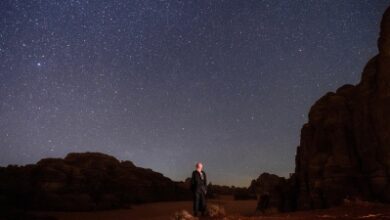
[0,0,387,187]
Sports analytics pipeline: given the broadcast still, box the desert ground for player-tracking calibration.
[31,196,390,220]
[32,196,256,220]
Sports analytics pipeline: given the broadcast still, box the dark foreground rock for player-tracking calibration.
[0,152,191,211]
[255,6,390,212]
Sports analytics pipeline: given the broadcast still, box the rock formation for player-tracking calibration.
[0,152,191,211]
[206,182,256,200]
[249,173,296,212]
[294,6,390,209]
[254,6,390,212]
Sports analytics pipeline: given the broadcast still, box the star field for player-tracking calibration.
[0,0,389,186]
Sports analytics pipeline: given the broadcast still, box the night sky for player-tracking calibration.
[0,1,389,186]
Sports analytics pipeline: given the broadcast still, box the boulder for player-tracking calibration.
[251,173,296,212]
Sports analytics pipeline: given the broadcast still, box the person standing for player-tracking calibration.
[191,162,207,217]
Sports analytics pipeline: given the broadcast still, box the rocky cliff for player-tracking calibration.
[255,6,390,212]
[0,152,191,211]
[294,6,390,209]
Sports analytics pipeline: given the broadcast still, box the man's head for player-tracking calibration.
[195,162,203,171]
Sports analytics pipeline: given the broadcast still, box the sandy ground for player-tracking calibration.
[33,196,257,220]
[32,196,390,220]
[240,201,390,220]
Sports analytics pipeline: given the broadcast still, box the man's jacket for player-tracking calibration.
[191,170,207,194]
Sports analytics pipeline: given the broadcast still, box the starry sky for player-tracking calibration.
[0,0,389,186]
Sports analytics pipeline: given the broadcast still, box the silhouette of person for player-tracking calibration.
[191,162,207,217]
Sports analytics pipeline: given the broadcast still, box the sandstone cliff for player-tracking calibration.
[294,6,390,209]
[255,6,390,212]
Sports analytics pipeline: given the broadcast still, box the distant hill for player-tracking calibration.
[0,151,254,214]
[0,152,191,211]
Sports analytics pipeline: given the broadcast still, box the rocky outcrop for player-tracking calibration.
[0,152,191,211]
[294,6,390,209]
[250,173,296,212]
[255,6,390,212]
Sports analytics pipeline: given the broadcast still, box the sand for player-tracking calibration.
[33,196,257,220]
[32,196,390,220]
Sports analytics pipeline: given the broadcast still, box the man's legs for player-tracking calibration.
[193,192,200,216]
[200,192,207,216]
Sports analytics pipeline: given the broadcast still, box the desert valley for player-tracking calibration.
[1,2,390,220]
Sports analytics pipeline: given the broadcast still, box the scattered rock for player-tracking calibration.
[171,210,198,220]
[206,204,226,217]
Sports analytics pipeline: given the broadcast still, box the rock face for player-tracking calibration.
[254,6,390,212]
[294,6,390,209]
[250,173,296,212]
[0,152,191,211]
